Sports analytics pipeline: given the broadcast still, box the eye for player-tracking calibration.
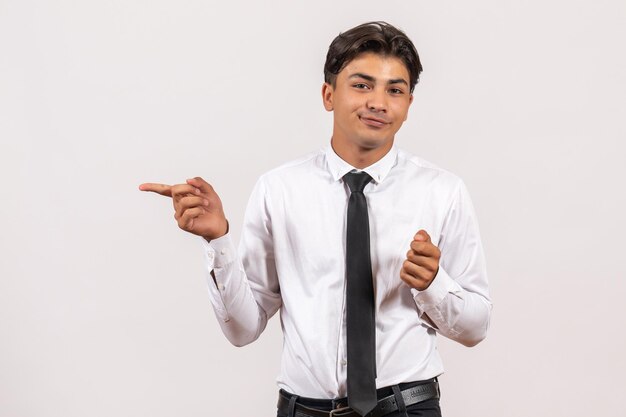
[353,83,370,90]
[389,88,405,95]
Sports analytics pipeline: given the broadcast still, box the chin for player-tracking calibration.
[356,136,393,150]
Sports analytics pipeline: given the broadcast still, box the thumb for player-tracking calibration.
[186,177,215,195]
[413,229,431,242]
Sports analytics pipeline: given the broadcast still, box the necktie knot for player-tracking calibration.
[344,172,372,193]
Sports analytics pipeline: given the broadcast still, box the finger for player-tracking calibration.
[401,260,432,283]
[406,251,439,272]
[186,177,216,196]
[400,269,421,289]
[139,183,173,197]
[413,229,431,243]
[177,196,209,213]
[177,206,204,231]
[400,268,429,291]
[170,184,201,200]
[409,240,440,258]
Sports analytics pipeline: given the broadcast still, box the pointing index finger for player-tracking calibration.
[139,183,173,197]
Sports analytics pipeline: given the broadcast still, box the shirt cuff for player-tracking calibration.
[411,266,463,311]
[201,234,238,323]
[201,233,237,269]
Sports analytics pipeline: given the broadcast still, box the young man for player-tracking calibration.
[140,22,491,417]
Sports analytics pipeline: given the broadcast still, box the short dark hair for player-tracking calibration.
[324,21,423,93]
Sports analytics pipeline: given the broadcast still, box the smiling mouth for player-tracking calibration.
[359,115,389,128]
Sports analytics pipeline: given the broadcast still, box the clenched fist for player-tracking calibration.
[400,230,441,291]
[139,177,228,240]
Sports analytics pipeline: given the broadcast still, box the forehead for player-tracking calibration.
[339,52,410,81]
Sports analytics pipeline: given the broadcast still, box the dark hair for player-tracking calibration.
[324,21,423,93]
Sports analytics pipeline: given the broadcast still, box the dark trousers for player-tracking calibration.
[276,379,442,417]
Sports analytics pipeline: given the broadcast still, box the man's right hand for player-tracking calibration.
[139,177,228,241]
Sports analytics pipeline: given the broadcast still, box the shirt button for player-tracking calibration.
[218,283,225,291]
[220,249,227,255]
[340,359,347,366]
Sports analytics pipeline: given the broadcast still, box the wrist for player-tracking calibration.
[204,219,229,243]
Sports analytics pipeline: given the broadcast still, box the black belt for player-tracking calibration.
[277,380,440,417]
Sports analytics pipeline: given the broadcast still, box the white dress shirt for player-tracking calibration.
[202,144,491,399]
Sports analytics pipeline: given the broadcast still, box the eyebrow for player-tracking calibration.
[349,73,409,86]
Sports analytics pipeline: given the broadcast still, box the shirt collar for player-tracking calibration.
[324,143,398,184]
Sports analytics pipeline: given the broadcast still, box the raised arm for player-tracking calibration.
[139,176,280,347]
[400,181,492,347]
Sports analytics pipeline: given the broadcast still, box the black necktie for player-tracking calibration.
[344,172,377,416]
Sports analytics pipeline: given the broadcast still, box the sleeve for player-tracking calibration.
[201,176,282,347]
[411,180,492,347]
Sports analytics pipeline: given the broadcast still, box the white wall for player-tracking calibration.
[1,1,625,416]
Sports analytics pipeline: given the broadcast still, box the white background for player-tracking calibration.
[1,1,625,416]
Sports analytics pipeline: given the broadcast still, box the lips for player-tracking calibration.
[359,114,390,128]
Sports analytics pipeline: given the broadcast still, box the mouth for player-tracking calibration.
[359,115,390,128]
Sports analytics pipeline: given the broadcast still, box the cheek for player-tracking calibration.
[336,101,359,120]
[393,105,411,124]
[336,92,363,111]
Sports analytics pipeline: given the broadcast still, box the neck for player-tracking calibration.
[330,138,393,169]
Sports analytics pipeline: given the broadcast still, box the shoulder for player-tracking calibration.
[395,147,465,192]
[255,148,326,189]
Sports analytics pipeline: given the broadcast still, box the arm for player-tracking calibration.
[203,177,281,346]
[401,181,492,347]
[139,177,280,347]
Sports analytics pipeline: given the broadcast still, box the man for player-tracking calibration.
[140,21,491,417]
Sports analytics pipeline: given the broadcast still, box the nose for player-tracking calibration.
[366,89,387,113]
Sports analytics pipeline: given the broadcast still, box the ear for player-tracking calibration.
[322,82,334,111]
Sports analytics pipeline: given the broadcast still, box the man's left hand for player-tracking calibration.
[400,230,441,291]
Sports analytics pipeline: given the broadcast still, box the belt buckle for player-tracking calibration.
[329,405,352,416]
